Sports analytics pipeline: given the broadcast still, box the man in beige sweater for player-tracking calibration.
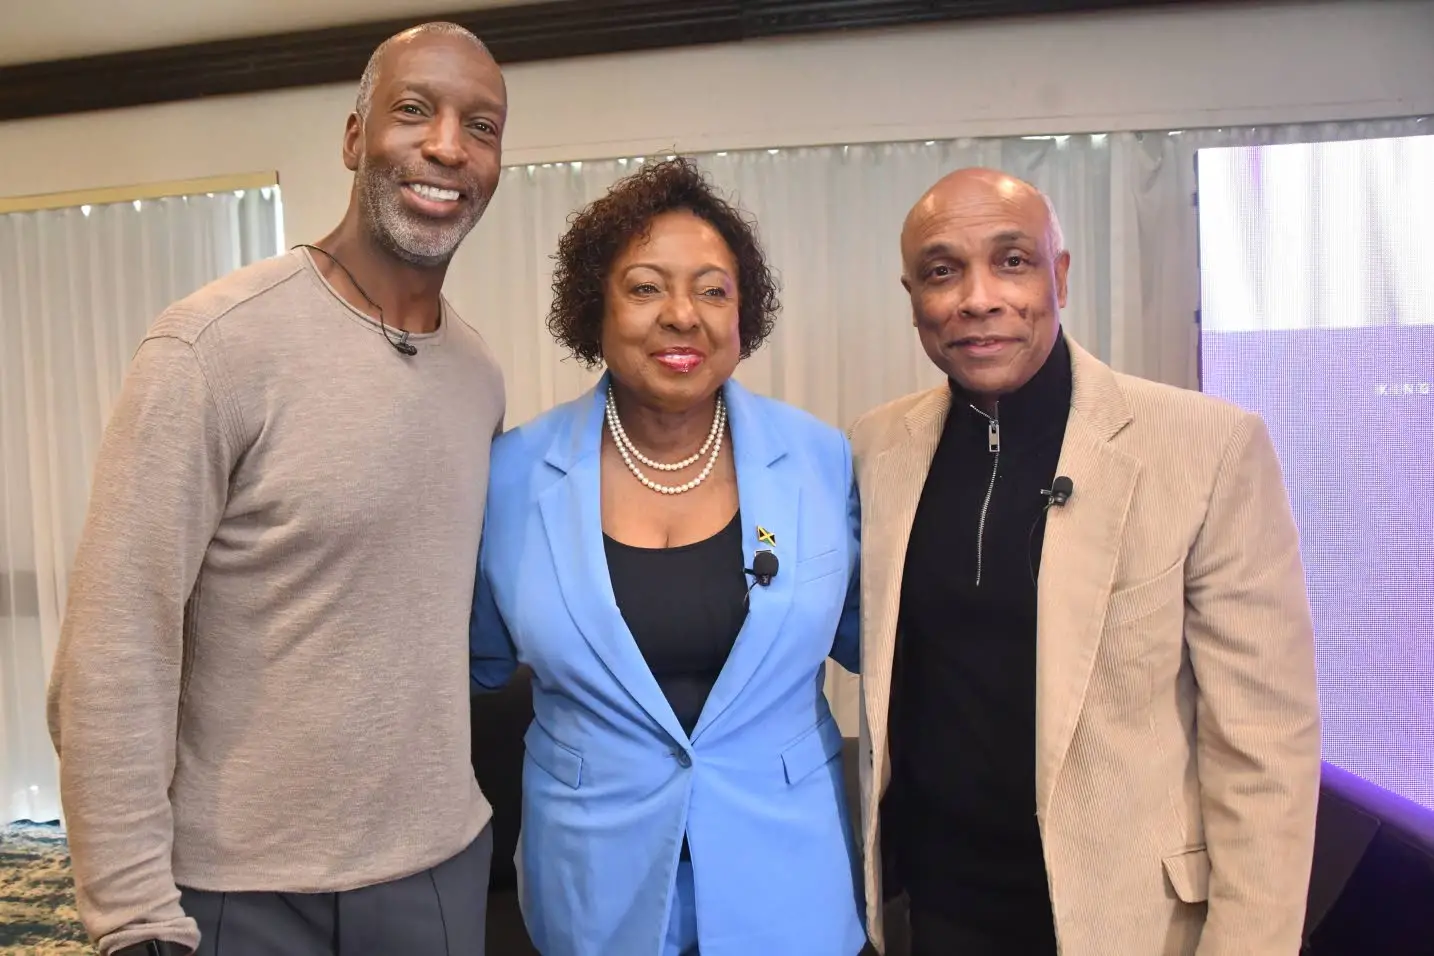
[47,22,509,956]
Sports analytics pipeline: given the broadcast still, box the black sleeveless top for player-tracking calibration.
[603,511,748,738]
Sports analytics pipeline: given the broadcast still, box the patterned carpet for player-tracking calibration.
[0,823,89,954]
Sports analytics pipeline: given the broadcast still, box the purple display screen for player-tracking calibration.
[1197,135,1434,812]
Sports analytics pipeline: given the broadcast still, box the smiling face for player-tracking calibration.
[600,209,742,413]
[344,30,507,268]
[901,168,1070,404]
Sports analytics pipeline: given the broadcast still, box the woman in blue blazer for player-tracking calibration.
[470,157,864,956]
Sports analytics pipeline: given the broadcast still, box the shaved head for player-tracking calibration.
[342,21,507,268]
[355,22,493,120]
[903,167,1064,273]
[900,166,1071,406]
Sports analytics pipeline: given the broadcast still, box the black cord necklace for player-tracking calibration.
[294,243,422,356]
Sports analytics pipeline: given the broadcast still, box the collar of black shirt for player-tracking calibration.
[945,331,1074,447]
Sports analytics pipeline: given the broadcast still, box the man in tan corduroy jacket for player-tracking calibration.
[850,167,1320,955]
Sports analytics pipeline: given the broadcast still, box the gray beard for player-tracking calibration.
[357,160,488,268]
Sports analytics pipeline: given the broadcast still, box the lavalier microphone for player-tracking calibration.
[1041,475,1074,509]
[744,549,779,587]
[294,243,421,357]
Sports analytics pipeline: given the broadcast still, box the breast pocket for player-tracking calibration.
[1105,558,1185,629]
[794,547,845,585]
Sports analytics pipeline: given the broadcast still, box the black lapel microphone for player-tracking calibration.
[745,549,779,586]
[743,549,779,606]
[1029,476,1075,587]
[294,243,419,357]
[1041,475,1075,510]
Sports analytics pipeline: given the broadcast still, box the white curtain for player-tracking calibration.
[454,137,1117,430]
[449,118,1429,734]
[0,187,283,824]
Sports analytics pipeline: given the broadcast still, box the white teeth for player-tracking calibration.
[409,183,460,202]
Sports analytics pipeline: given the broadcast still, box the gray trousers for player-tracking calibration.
[179,825,493,956]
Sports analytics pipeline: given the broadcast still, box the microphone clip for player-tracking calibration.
[392,331,418,356]
[744,548,779,588]
[1040,476,1074,511]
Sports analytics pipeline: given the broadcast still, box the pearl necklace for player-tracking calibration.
[605,385,726,495]
[605,386,723,470]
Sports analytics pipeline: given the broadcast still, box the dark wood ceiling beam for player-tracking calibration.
[0,0,1220,122]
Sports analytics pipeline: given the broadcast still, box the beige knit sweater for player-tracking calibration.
[47,250,505,955]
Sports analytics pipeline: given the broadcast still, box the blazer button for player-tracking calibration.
[675,751,693,768]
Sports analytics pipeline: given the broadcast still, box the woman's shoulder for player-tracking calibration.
[736,387,850,464]
[490,390,592,476]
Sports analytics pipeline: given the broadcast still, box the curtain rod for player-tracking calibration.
[0,171,279,215]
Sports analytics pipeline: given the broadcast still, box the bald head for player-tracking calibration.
[340,21,507,270]
[355,22,494,120]
[900,166,1071,408]
[903,167,1064,273]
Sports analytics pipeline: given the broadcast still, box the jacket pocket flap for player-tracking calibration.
[524,721,583,789]
[795,548,845,584]
[1106,558,1185,627]
[1162,845,1210,903]
[781,714,844,784]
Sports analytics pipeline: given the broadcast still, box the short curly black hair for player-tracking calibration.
[546,156,780,369]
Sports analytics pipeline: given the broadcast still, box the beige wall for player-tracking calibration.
[1,1,1431,247]
[0,0,532,65]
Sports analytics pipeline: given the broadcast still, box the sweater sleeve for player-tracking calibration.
[47,331,237,956]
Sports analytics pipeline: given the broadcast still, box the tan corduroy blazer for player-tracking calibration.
[850,337,1321,955]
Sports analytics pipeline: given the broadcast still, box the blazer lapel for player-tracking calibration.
[861,387,950,755]
[1035,340,1141,815]
[537,376,690,746]
[691,380,795,742]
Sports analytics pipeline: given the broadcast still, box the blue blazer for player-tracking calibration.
[471,375,864,956]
